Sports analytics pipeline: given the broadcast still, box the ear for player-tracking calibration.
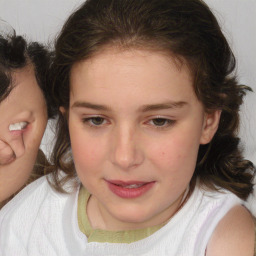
[200,110,221,145]
[59,106,66,115]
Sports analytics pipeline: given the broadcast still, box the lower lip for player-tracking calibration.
[9,125,30,136]
[9,129,25,136]
[107,181,155,199]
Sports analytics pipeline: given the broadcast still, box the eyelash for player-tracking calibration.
[81,116,175,129]
[82,116,108,127]
[146,117,175,129]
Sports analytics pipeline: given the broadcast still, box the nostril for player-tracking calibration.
[112,144,144,170]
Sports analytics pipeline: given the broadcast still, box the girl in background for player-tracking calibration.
[0,32,56,207]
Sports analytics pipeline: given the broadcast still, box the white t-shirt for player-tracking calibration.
[0,175,243,256]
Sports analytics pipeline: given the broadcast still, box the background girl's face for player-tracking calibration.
[0,65,47,203]
[68,48,220,230]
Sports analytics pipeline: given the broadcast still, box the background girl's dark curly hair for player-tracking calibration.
[49,0,255,199]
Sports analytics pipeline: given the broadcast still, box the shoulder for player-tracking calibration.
[0,176,52,247]
[206,205,255,256]
[0,175,52,222]
[0,174,76,229]
[189,186,254,255]
[0,174,81,254]
[1,175,49,209]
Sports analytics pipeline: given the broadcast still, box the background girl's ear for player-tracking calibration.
[59,106,66,115]
[200,110,221,145]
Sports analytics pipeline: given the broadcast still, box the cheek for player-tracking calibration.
[148,132,200,172]
[72,140,98,165]
[24,119,47,150]
[0,150,37,202]
[69,127,105,176]
[24,99,48,150]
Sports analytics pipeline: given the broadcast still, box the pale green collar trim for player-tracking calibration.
[77,186,165,243]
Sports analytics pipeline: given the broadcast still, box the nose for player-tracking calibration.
[110,125,144,170]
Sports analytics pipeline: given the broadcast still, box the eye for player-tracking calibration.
[152,118,169,126]
[82,116,107,127]
[90,117,105,125]
[148,117,175,128]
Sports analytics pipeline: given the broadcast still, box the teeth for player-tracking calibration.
[122,184,144,189]
[9,122,28,131]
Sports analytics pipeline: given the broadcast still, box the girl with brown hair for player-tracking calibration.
[0,0,255,255]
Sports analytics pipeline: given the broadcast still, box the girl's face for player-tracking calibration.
[68,49,220,230]
[0,65,47,203]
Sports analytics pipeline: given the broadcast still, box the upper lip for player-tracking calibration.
[106,180,154,186]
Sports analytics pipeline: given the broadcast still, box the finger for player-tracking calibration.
[7,131,25,159]
[0,140,15,165]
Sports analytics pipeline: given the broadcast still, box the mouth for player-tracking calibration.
[9,121,28,131]
[106,180,155,199]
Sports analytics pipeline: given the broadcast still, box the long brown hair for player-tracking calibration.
[49,0,255,199]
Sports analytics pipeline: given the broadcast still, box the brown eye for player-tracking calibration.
[152,118,169,126]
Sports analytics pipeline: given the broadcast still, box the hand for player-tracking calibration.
[0,129,25,165]
[0,140,14,165]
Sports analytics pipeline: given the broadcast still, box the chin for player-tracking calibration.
[110,205,158,229]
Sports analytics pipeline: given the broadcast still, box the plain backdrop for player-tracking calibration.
[0,0,255,165]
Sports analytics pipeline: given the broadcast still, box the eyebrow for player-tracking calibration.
[71,101,187,112]
[71,101,111,111]
[139,101,188,112]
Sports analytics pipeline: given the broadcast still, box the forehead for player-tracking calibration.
[8,65,38,97]
[0,65,42,117]
[72,46,190,74]
[70,48,195,102]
